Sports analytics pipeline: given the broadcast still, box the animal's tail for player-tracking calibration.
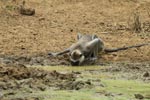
[104,43,150,53]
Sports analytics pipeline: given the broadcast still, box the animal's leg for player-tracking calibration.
[86,38,101,61]
[91,35,99,60]
[90,44,99,61]
[91,35,104,57]
[48,49,70,57]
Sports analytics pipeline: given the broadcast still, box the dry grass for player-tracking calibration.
[133,12,142,33]
[128,11,142,33]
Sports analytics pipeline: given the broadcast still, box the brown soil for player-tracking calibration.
[0,0,150,65]
[0,1,150,99]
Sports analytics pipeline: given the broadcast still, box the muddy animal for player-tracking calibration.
[48,33,150,66]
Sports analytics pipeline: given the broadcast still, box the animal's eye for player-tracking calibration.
[79,54,82,57]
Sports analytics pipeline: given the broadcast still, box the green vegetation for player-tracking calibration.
[25,66,150,100]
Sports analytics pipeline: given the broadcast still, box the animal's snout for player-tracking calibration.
[71,61,80,66]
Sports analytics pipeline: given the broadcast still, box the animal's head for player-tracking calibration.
[69,49,85,66]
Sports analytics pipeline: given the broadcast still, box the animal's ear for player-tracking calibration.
[92,34,98,40]
[77,33,82,40]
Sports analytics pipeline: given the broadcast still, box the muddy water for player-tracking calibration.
[1,63,150,100]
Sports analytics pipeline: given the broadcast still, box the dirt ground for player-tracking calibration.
[0,0,150,66]
[0,0,150,100]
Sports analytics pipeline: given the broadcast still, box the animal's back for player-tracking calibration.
[78,34,93,43]
[70,35,92,51]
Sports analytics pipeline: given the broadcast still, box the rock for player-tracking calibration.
[19,1,35,16]
[135,94,144,99]
[143,72,149,77]
[20,7,35,16]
